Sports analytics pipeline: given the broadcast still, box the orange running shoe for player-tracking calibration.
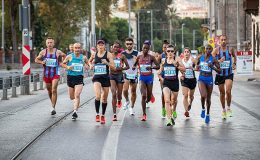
[117,101,122,109]
[150,94,155,103]
[141,114,147,121]
[96,115,100,122]
[100,115,106,124]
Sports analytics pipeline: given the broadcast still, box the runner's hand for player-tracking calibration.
[132,66,136,70]
[208,63,214,69]
[232,63,236,70]
[219,57,225,63]
[116,67,123,71]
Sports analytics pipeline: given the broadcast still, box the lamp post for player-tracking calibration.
[91,0,96,47]
[1,0,5,64]
[128,0,131,37]
[181,23,185,52]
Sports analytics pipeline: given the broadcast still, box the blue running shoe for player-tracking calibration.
[205,115,210,124]
[201,109,205,118]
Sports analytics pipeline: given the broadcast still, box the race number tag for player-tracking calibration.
[185,69,194,79]
[164,66,176,77]
[220,61,230,69]
[94,64,107,75]
[200,62,211,72]
[45,58,57,67]
[114,59,121,68]
[72,63,83,72]
[140,64,150,73]
[126,73,136,79]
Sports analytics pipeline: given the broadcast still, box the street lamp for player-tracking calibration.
[181,23,185,52]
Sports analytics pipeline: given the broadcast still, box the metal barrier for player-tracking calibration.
[2,77,11,100]
[39,74,44,90]
[20,75,30,95]
[33,73,40,91]
[11,76,20,97]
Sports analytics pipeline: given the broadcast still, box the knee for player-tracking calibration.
[142,95,146,100]
[183,93,188,99]
[69,96,74,100]
[226,90,231,96]
[132,92,136,97]
[102,98,107,103]
[165,100,171,105]
[52,89,57,95]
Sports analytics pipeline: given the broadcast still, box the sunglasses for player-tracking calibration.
[206,48,212,50]
[126,43,133,45]
[167,50,175,53]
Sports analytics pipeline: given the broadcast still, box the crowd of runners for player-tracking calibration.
[35,35,236,126]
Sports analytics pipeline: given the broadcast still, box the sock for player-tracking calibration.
[95,99,100,114]
[102,102,107,115]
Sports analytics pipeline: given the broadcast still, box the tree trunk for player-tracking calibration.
[9,0,18,63]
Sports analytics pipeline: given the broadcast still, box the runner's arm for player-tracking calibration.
[122,55,130,70]
[107,52,116,71]
[35,50,45,65]
[230,47,237,70]
[60,55,73,70]
[151,55,160,70]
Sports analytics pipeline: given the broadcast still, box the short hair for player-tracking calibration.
[113,40,121,47]
[73,43,81,47]
[184,47,191,52]
[125,37,133,42]
[163,40,169,45]
[167,44,175,48]
[47,37,54,40]
[205,44,213,49]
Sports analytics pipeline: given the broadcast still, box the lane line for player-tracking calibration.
[101,109,127,160]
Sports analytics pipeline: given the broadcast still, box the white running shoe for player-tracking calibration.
[123,101,130,110]
[146,102,150,108]
[129,107,135,115]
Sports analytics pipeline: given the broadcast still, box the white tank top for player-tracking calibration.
[182,57,195,79]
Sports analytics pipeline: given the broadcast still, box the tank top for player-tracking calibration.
[139,54,153,76]
[113,52,123,68]
[123,50,138,79]
[217,47,232,76]
[182,57,195,79]
[93,51,109,78]
[161,52,166,63]
[199,55,213,75]
[44,49,59,78]
[163,59,179,80]
[67,53,84,76]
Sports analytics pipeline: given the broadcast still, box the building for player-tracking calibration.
[176,7,207,19]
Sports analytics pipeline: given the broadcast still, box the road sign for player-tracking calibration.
[22,45,30,75]
[236,51,253,75]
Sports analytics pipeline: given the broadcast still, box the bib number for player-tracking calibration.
[114,59,121,68]
[140,64,150,73]
[126,73,136,80]
[72,63,83,72]
[94,64,107,75]
[185,69,194,79]
[45,58,57,67]
[164,66,176,77]
[220,61,230,69]
[200,62,211,72]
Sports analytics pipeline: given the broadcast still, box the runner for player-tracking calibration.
[181,47,197,117]
[66,44,74,56]
[35,37,66,115]
[158,44,185,126]
[196,44,220,123]
[156,40,169,118]
[110,41,129,121]
[122,37,139,115]
[212,35,237,119]
[132,42,159,121]
[89,40,115,124]
[61,43,89,120]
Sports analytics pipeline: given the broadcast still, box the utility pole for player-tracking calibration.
[193,30,195,50]
[1,0,4,64]
[137,11,140,51]
[169,19,172,44]
[150,10,153,50]
[128,0,131,37]
[91,0,96,47]
[237,0,240,50]
[181,23,185,52]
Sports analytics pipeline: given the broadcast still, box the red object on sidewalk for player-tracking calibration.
[22,45,30,75]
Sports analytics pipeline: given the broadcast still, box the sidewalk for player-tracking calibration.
[234,70,260,82]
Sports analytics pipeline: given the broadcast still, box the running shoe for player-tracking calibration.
[117,101,122,109]
[201,109,205,118]
[51,109,56,115]
[172,111,177,119]
[184,111,190,117]
[161,107,166,118]
[166,118,173,126]
[123,101,130,110]
[129,107,135,116]
[146,102,150,108]
[171,118,175,125]
[141,114,147,121]
[150,94,155,103]
[227,109,232,117]
[205,114,210,124]
[222,111,227,119]
[112,114,117,121]
[188,104,191,111]
[96,115,100,122]
[72,112,78,120]
[101,115,106,124]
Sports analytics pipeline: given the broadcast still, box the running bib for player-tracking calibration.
[220,61,230,69]
[114,59,121,68]
[45,58,57,67]
[72,63,83,72]
[126,73,136,80]
[164,66,176,77]
[200,62,211,72]
[94,64,107,75]
[140,64,150,73]
[185,68,194,79]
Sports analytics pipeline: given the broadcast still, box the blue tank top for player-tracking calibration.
[217,47,232,76]
[67,54,84,76]
[199,55,213,75]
